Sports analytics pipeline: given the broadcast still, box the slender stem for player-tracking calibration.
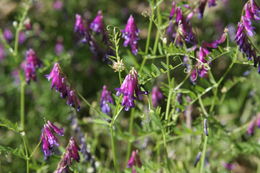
[110,126,118,172]
[139,2,154,73]
[153,0,162,54]
[165,88,173,121]
[126,109,134,162]
[166,55,171,84]
[200,135,208,173]
[20,81,25,130]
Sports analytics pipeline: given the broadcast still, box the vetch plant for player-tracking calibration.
[0,0,259,173]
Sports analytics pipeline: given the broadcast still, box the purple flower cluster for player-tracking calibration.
[198,0,217,18]
[116,68,147,111]
[190,31,227,83]
[90,10,104,34]
[127,150,142,173]
[74,13,114,61]
[55,137,80,173]
[223,162,235,171]
[46,63,80,111]
[100,85,114,115]
[23,49,42,84]
[167,5,197,46]
[151,86,164,108]
[41,121,64,159]
[122,15,139,55]
[235,0,260,72]
[247,114,260,135]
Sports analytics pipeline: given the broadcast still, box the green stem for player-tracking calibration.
[153,0,162,54]
[200,135,208,173]
[126,109,134,162]
[166,55,171,84]
[20,81,25,130]
[165,88,173,121]
[110,126,118,172]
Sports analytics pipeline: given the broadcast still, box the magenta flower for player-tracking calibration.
[3,28,13,42]
[223,162,235,171]
[127,150,142,173]
[46,63,68,98]
[198,0,207,19]
[55,137,80,173]
[74,14,86,36]
[67,89,81,111]
[167,6,196,45]
[208,0,217,7]
[46,63,80,110]
[41,121,64,159]
[19,31,26,44]
[116,68,147,111]
[169,1,176,20]
[90,10,104,33]
[122,15,139,55]
[23,49,42,83]
[55,40,64,55]
[151,86,164,108]
[100,85,114,115]
[247,114,260,135]
[235,23,257,62]
[53,0,63,10]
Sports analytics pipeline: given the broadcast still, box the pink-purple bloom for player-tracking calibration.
[55,137,80,173]
[74,14,87,36]
[46,63,80,110]
[90,10,104,33]
[247,114,260,135]
[116,68,147,111]
[235,0,259,72]
[167,5,196,46]
[100,85,114,115]
[151,86,164,108]
[122,15,139,55]
[127,150,142,173]
[53,0,63,10]
[23,49,42,83]
[3,28,13,42]
[223,162,235,171]
[41,121,64,159]
[55,39,64,55]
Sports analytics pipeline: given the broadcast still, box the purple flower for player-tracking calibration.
[74,14,86,36]
[169,1,176,20]
[127,150,142,173]
[122,15,139,55]
[90,10,104,33]
[151,86,164,108]
[223,162,235,171]
[55,137,80,173]
[202,31,227,48]
[67,89,81,111]
[46,63,68,98]
[235,23,257,62]
[198,0,207,19]
[55,40,64,55]
[46,63,80,110]
[3,28,13,42]
[41,121,64,159]
[100,85,114,115]
[245,0,260,21]
[194,152,202,167]
[23,49,42,83]
[190,68,198,83]
[208,0,217,7]
[257,114,260,128]
[24,18,32,30]
[19,31,26,44]
[53,0,63,10]
[116,68,147,111]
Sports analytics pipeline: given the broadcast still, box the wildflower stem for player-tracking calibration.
[165,85,173,121]
[20,80,25,130]
[153,0,162,54]
[200,135,208,173]
[110,126,119,172]
[126,109,134,162]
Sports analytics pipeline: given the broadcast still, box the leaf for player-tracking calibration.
[0,145,26,159]
[0,117,20,132]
